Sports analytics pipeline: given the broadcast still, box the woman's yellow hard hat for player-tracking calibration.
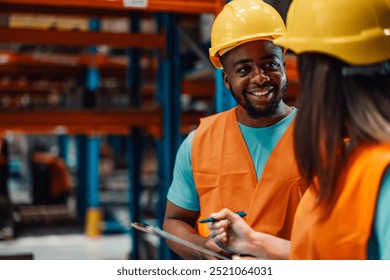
[274,0,390,65]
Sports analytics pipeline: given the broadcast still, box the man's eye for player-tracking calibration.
[237,66,250,74]
[265,61,279,69]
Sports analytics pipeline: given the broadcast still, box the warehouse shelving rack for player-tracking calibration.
[0,0,226,260]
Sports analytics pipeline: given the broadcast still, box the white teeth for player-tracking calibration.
[252,91,269,96]
[250,87,272,96]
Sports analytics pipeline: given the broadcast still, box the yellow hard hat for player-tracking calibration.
[274,0,390,65]
[209,0,286,69]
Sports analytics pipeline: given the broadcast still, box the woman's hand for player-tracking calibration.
[208,208,290,259]
[207,208,258,256]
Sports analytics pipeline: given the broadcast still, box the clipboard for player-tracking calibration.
[131,222,230,260]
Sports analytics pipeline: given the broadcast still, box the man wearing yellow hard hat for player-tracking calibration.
[163,0,307,259]
[208,0,390,259]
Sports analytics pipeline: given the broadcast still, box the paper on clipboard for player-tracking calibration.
[131,222,230,260]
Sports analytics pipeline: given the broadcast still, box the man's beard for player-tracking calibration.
[230,82,287,119]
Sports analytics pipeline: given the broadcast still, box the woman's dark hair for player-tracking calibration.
[294,53,390,205]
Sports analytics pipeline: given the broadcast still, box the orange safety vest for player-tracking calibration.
[290,143,390,259]
[192,108,307,238]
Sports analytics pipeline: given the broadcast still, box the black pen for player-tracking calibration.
[199,211,247,223]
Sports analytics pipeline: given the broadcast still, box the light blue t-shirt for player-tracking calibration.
[167,107,297,211]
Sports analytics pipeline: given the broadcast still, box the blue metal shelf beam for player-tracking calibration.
[156,12,182,260]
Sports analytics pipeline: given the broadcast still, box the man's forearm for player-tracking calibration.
[163,218,209,259]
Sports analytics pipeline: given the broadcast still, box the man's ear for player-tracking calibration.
[222,71,231,90]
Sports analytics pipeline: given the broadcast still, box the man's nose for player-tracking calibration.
[252,67,270,84]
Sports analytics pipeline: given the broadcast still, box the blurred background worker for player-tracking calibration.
[30,140,72,205]
[208,0,390,260]
[163,0,307,259]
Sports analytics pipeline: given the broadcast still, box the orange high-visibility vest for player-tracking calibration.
[290,144,390,259]
[192,108,307,238]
